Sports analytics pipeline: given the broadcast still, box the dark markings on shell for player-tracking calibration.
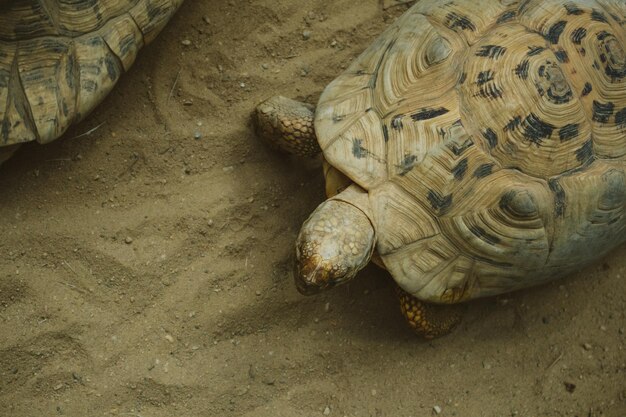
[119,36,136,57]
[497,11,517,24]
[477,83,503,100]
[564,3,584,15]
[476,45,507,59]
[427,190,453,214]
[482,128,498,148]
[445,12,476,32]
[582,82,593,96]
[515,59,530,79]
[452,158,468,180]
[352,138,368,159]
[521,113,556,144]
[469,225,501,245]
[147,1,167,21]
[477,70,494,86]
[548,179,566,217]
[545,21,567,44]
[449,138,474,156]
[537,63,573,104]
[592,100,615,123]
[382,124,389,142]
[575,139,594,164]
[555,49,569,63]
[597,33,626,81]
[527,46,546,56]
[473,163,495,178]
[391,115,403,130]
[504,116,522,132]
[459,72,467,84]
[105,55,119,81]
[571,27,587,44]
[499,191,516,212]
[591,9,609,23]
[615,108,626,129]
[411,107,449,121]
[399,154,418,176]
[559,123,579,141]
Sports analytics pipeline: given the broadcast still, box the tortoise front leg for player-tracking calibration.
[395,285,466,339]
[255,96,321,157]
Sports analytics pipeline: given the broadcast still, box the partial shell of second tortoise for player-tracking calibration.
[0,0,183,148]
[313,0,626,303]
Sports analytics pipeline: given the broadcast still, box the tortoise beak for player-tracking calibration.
[294,257,341,296]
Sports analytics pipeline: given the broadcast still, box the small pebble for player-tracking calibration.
[323,406,331,415]
[324,302,330,312]
[302,30,312,40]
[202,16,211,24]
[194,131,202,140]
[433,405,442,414]
[125,236,133,244]
[583,343,592,351]
[261,63,269,70]
[165,334,174,343]
[181,39,191,46]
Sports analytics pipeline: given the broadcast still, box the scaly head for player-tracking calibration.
[295,193,376,295]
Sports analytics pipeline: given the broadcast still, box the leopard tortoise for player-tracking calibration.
[255,0,626,338]
[0,0,183,164]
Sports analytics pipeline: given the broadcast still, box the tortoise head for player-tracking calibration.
[295,197,376,295]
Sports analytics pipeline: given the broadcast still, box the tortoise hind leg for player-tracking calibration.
[395,285,466,339]
[255,96,321,157]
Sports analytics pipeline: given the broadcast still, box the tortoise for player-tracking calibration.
[255,0,626,338]
[0,0,184,164]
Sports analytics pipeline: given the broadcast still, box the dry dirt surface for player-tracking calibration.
[1,1,625,416]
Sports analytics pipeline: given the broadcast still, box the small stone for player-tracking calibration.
[583,343,592,351]
[433,405,442,414]
[208,219,214,227]
[600,325,607,331]
[124,236,133,244]
[165,334,174,343]
[194,131,202,140]
[323,406,331,415]
[564,381,576,393]
[181,39,192,46]
[255,290,261,296]
[261,63,269,70]
[324,302,330,312]
[202,16,211,24]
[302,30,312,40]
[371,389,377,396]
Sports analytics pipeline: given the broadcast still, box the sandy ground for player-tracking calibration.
[1,1,625,416]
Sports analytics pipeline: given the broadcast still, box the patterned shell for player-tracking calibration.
[315,0,626,303]
[0,0,183,146]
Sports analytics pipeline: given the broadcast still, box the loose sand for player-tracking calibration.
[0,1,624,416]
